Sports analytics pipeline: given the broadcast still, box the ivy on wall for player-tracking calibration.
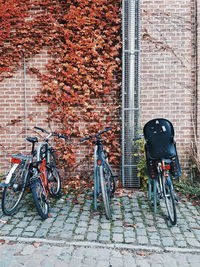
[0,0,121,176]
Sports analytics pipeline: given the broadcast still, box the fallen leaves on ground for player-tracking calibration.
[192,227,200,230]
[136,251,147,256]
[6,240,16,245]
[33,242,42,248]
[123,223,137,229]
[121,250,129,255]
[72,199,84,205]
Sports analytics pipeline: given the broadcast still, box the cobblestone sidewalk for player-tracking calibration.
[1,241,200,267]
[0,190,200,250]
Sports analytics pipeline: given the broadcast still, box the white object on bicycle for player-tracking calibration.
[4,163,19,184]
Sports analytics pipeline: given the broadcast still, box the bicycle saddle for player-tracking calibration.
[26,137,38,143]
[143,118,177,159]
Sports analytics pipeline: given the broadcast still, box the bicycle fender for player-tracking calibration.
[166,176,172,186]
[4,163,19,184]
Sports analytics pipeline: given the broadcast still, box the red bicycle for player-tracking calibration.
[30,127,67,219]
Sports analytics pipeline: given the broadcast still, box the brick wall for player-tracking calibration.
[0,1,121,180]
[0,50,51,173]
[0,0,199,181]
[141,0,196,177]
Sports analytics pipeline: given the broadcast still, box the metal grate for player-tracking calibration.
[122,0,141,188]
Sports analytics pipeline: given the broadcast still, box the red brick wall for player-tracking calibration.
[0,7,121,180]
[141,0,196,176]
[0,0,198,181]
[0,50,51,172]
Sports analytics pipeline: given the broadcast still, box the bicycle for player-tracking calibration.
[34,126,67,198]
[80,127,117,219]
[1,128,67,220]
[135,118,181,225]
[30,126,67,219]
[1,137,39,216]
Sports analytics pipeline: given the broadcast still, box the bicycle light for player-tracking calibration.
[11,158,21,164]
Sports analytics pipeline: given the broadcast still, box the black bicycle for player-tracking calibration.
[80,128,116,219]
[143,118,181,225]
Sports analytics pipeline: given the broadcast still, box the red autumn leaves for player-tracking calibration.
[0,0,121,175]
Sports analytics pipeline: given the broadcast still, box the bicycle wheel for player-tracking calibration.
[99,165,111,219]
[47,167,61,197]
[31,177,49,220]
[94,166,99,211]
[37,143,47,161]
[49,149,57,168]
[163,176,177,225]
[104,153,116,196]
[47,149,61,197]
[2,162,27,215]
[110,173,116,196]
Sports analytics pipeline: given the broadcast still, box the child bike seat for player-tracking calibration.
[143,118,177,159]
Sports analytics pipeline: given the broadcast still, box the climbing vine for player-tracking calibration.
[0,0,121,176]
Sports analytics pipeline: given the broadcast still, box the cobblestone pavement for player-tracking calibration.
[0,190,200,266]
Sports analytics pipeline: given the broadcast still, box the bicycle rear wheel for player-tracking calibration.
[99,165,111,220]
[2,162,27,215]
[31,177,49,220]
[163,176,177,225]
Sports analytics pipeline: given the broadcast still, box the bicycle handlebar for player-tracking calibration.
[80,127,112,142]
[34,126,48,134]
[34,127,68,140]
[52,133,68,140]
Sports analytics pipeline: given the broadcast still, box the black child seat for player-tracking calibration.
[143,118,181,178]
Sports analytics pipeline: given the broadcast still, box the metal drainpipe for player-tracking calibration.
[23,56,28,151]
[122,0,140,187]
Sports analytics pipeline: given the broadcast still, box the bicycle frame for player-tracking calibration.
[150,160,173,211]
[80,127,115,217]
[38,158,48,197]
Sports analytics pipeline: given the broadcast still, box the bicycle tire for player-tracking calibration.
[47,167,61,197]
[94,166,99,211]
[110,173,116,196]
[31,178,49,220]
[99,165,111,220]
[163,176,177,225]
[37,143,47,161]
[48,150,61,196]
[104,153,116,196]
[49,149,58,168]
[2,162,27,215]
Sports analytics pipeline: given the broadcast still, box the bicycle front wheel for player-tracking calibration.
[163,177,177,225]
[31,178,49,220]
[2,162,27,215]
[47,167,61,197]
[99,165,111,220]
